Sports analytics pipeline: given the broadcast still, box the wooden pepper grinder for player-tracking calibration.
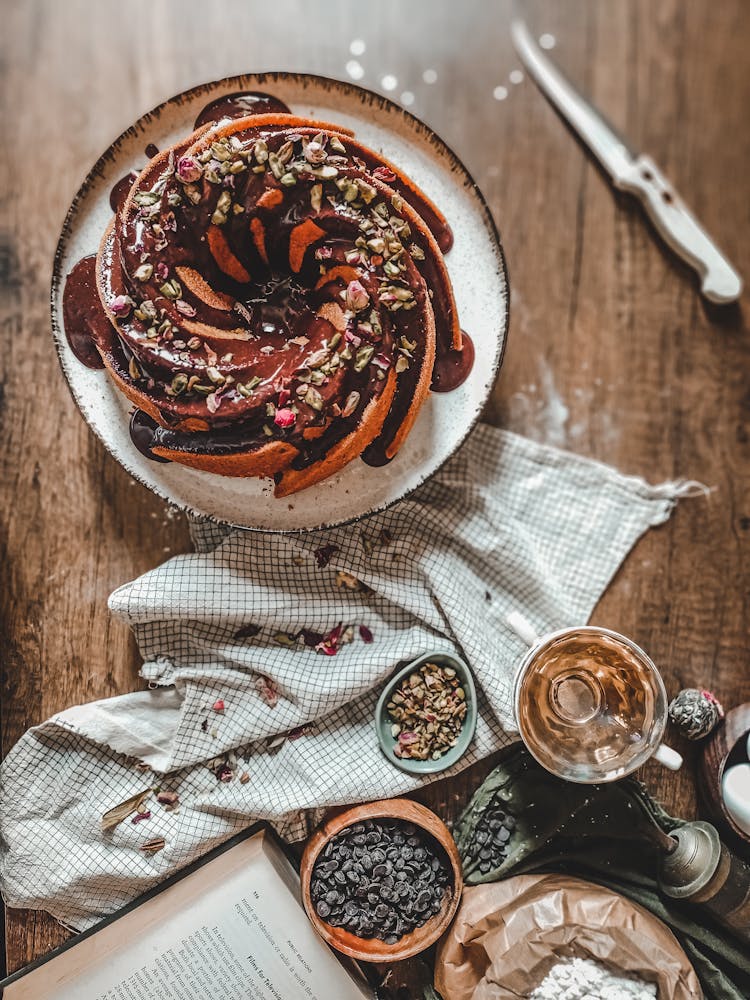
[659,820,750,942]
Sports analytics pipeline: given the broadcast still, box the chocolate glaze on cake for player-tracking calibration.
[432,330,475,392]
[109,171,139,214]
[62,256,108,369]
[64,91,472,492]
[194,91,292,129]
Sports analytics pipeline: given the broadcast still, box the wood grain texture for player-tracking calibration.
[2,0,749,983]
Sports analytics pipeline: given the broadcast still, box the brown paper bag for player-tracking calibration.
[435,874,702,999]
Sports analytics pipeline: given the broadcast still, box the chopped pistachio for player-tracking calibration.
[267,152,285,179]
[354,345,375,371]
[304,386,324,411]
[134,190,160,207]
[315,164,339,180]
[133,263,154,282]
[342,390,360,417]
[355,179,377,204]
[159,279,182,299]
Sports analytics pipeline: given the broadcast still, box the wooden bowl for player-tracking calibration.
[300,798,463,963]
[698,702,750,857]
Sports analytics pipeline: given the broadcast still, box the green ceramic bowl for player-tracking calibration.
[375,650,477,775]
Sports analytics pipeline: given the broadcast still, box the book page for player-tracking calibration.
[4,831,368,1000]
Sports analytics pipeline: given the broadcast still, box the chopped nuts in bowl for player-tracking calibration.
[375,651,477,774]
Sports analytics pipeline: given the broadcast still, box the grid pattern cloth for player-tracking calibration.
[0,425,682,930]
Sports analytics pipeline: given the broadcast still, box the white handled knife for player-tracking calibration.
[511,19,743,304]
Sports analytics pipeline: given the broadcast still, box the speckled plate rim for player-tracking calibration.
[51,71,510,532]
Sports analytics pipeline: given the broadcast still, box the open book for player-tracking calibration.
[1,824,371,999]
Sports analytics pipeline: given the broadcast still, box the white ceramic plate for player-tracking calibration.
[51,72,509,531]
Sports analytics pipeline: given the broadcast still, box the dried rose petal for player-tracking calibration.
[339,625,355,645]
[256,675,279,708]
[235,623,261,639]
[287,725,310,740]
[212,699,225,713]
[109,294,134,318]
[274,407,296,428]
[131,809,152,824]
[274,632,296,647]
[372,166,397,183]
[139,837,166,853]
[398,731,418,745]
[155,261,169,282]
[277,387,291,406]
[175,299,197,317]
[345,280,369,313]
[315,623,343,656]
[298,628,325,647]
[359,625,374,644]
[176,155,202,183]
[205,391,222,414]
[215,762,233,782]
[336,570,362,590]
[314,543,339,568]
[304,140,327,164]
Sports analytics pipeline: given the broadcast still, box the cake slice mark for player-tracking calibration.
[289,219,326,273]
[206,225,251,283]
[256,189,284,210]
[250,217,269,264]
[314,264,361,290]
[180,319,252,341]
[175,267,235,311]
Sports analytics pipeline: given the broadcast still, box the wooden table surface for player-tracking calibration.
[2,0,749,983]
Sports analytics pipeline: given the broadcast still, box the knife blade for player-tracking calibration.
[511,19,743,304]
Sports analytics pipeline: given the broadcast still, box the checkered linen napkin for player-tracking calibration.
[0,425,692,929]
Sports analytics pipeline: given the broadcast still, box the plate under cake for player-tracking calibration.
[52,72,508,531]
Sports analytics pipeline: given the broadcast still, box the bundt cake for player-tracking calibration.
[76,102,465,496]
